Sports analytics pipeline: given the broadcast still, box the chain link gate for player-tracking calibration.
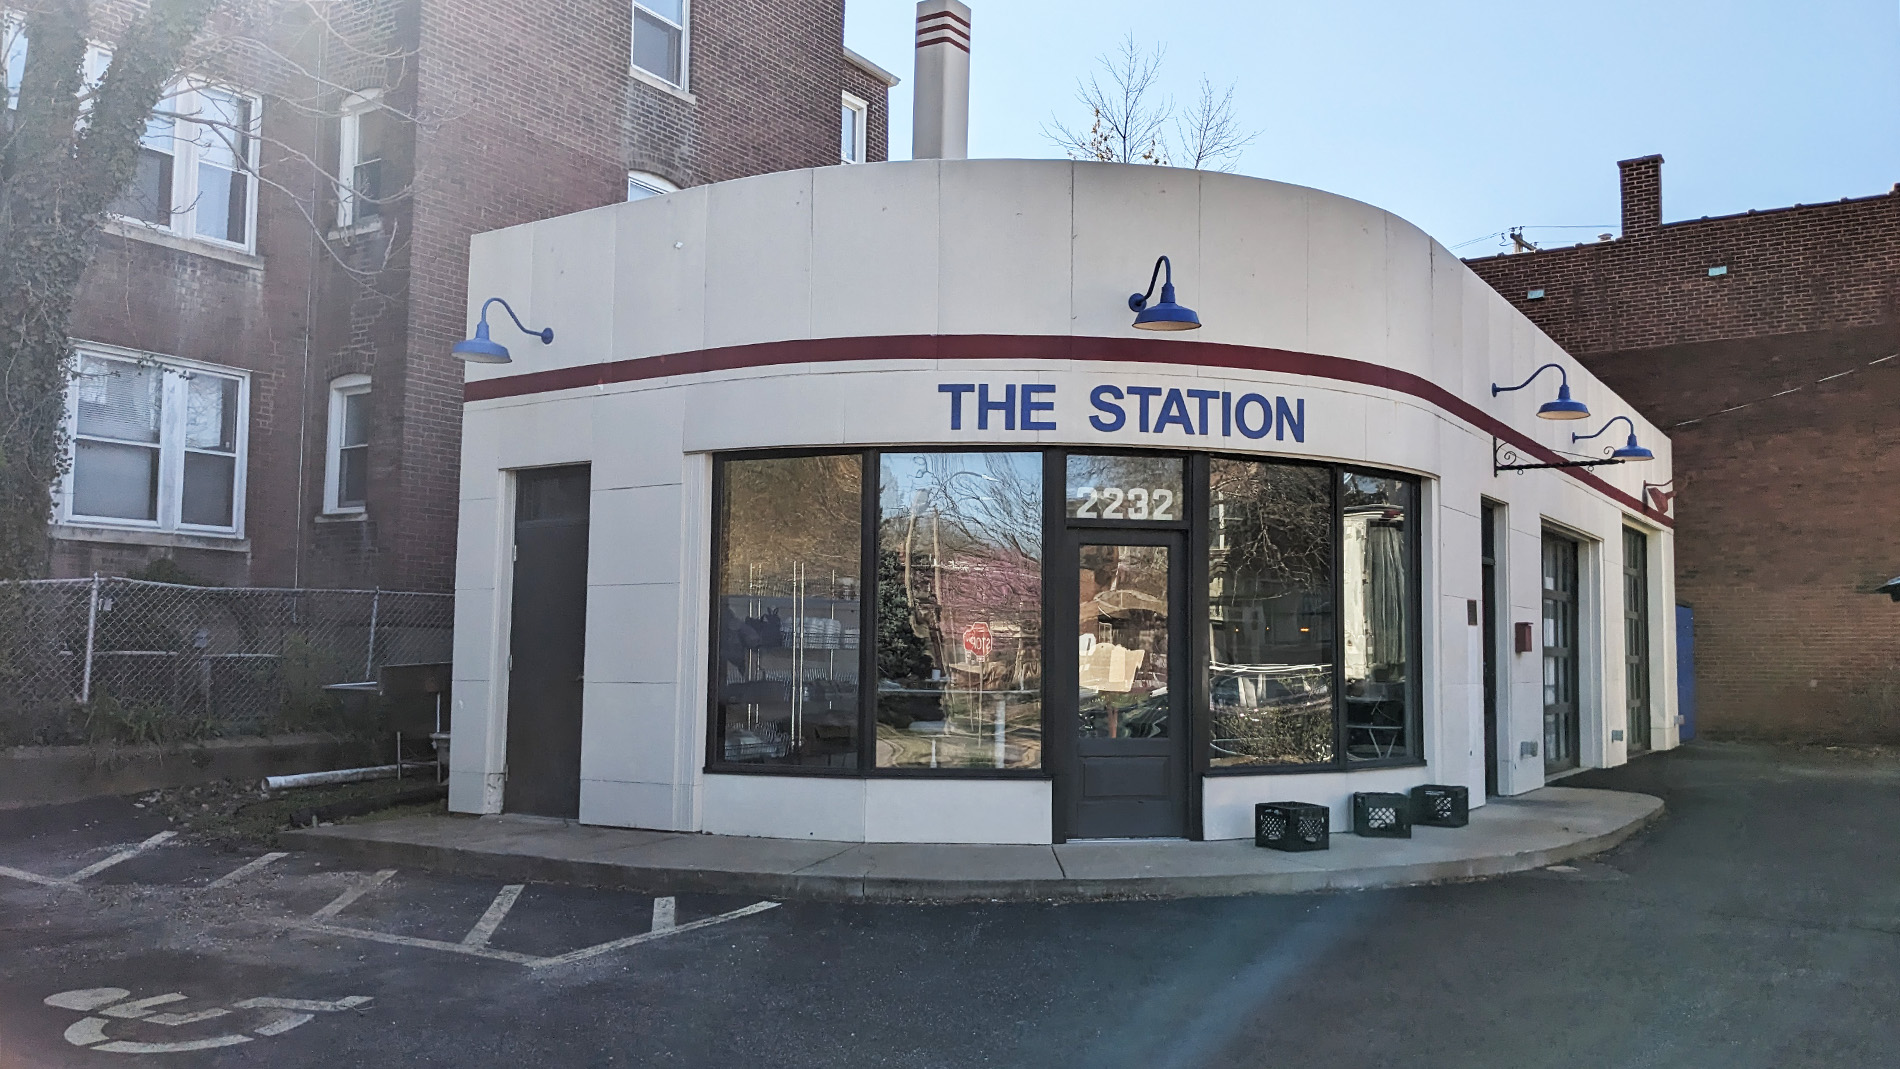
[0,578,453,746]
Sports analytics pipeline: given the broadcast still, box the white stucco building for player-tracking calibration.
[445,158,1678,845]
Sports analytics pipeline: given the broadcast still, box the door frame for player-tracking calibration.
[1046,450,1205,842]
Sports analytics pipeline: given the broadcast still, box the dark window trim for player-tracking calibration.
[706,446,1427,780]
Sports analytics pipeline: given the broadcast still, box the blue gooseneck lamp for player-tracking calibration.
[1491,362,1589,420]
[452,297,554,364]
[1572,414,1655,461]
[1128,256,1201,331]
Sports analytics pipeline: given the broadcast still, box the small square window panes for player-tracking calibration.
[1066,455,1185,522]
[841,102,859,162]
[632,7,683,84]
[338,444,368,508]
[181,452,236,527]
[341,391,368,447]
[73,440,159,521]
[186,375,238,451]
[77,359,162,444]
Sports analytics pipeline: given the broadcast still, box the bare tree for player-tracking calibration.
[1043,33,1172,166]
[1175,76,1255,172]
[0,0,414,579]
[1044,34,1259,173]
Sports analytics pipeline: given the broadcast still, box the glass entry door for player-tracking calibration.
[1542,532,1581,774]
[1064,533,1188,839]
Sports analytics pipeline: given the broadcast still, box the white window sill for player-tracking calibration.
[52,524,250,553]
[315,510,368,524]
[326,219,386,242]
[100,217,264,271]
[629,66,696,104]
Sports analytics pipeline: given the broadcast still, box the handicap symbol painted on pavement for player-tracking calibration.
[44,987,372,1054]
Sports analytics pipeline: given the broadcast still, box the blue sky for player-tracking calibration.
[845,0,1900,256]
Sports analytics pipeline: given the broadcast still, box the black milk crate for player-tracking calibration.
[1411,784,1469,828]
[1255,802,1330,852]
[1352,792,1413,838]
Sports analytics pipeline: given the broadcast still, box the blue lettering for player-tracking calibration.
[1089,385,1126,432]
[1235,393,1272,440]
[938,383,975,430]
[1126,387,1162,432]
[1154,389,1196,435]
[1221,391,1232,437]
[1187,390,1220,436]
[977,383,1016,430]
[1021,384,1057,431]
[1276,396,1305,442]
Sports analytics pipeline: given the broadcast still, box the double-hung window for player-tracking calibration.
[631,0,686,87]
[64,349,248,536]
[841,92,868,164]
[324,375,371,514]
[105,80,262,250]
[2,13,24,117]
[336,91,386,229]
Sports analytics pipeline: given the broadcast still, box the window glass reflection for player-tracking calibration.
[1067,454,1184,522]
[1341,472,1416,762]
[1077,544,1171,739]
[715,455,862,767]
[876,452,1042,769]
[1207,459,1334,766]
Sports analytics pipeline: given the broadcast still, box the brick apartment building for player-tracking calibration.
[13,0,893,591]
[1466,157,1900,742]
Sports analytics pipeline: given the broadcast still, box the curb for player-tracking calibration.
[282,795,1664,904]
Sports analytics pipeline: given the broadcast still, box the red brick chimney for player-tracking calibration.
[1618,154,1664,239]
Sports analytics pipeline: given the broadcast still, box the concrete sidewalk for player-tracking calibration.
[283,786,1662,903]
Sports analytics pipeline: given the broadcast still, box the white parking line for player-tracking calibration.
[461,885,525,947]
[530,901,780,970]
[311,870,396,920]
[296,922,543,966]
[207,852,289,889]
[0,864,63,887]
[63,831,177,884]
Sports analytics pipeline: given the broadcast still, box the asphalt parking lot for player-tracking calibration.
[2,742,1898,1068]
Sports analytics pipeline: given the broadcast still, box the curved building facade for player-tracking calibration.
[448,159,1677,844]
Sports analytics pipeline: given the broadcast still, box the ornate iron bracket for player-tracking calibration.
[1493,436,1627,474]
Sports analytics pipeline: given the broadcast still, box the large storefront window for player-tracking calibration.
[1340,472,1417,762]
[876,452,1043,769]
[1206,460,1335,767]
[708,449,1421,776]
[713,454,863,768]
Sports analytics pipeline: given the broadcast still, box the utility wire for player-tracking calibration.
[1669,352,1897,429]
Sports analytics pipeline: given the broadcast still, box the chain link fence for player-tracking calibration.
[0,578,453,747]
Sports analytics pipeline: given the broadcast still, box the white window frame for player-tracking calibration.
[841,91,868,164]
[630,0,689,90]
[108,77,263,253]
[626,169,677,201]
[3,13,26,112]
[323,374,371,515]
[59,344,250,538]
[336,90,384,230]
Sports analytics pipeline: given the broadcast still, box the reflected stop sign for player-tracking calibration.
[962,623,993,659]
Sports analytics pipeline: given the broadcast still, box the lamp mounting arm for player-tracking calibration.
[1492,362,1570,396]
[1572,414,1634,443]
[1128,256,1175,313]
[480,297,554,345]
[1493,436,1628,474]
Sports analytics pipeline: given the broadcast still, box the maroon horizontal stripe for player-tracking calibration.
[463,334,1672,527]
[916,32,971,52]
[916,8,971,28]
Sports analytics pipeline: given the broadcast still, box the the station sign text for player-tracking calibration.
[936,383,1306,442]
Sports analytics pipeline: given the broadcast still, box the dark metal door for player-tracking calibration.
[1481,504,1500,795]
[1542,532,1580,774]
[504,466,591,818]
[1623,528,1652,753]
[1061,530,1188,839]
[1676,604,1696,742]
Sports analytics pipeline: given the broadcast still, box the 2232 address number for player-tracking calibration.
[1073,487,1176,521]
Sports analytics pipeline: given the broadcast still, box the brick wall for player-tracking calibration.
[53,0,887,593]
[1467,159,1900,742]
